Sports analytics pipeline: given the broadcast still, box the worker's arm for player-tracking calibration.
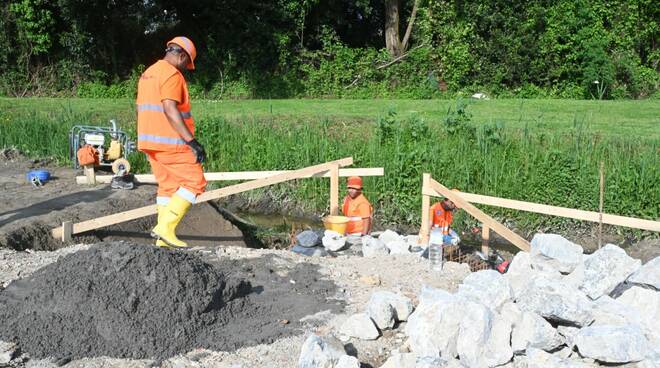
[363,217,372,235]
[162,99,193,142]
[162,99,205,163]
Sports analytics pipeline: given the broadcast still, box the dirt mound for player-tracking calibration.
[0,242,341,360]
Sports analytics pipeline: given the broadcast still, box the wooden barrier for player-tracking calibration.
[75,167,384,185]
[419,174,660,252]
[52,157,354,239]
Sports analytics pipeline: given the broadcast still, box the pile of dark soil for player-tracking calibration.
[0,242,341,360]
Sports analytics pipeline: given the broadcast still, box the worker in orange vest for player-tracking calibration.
[136,36,207,248]
[429,191,461,245]
[342,176,373,235]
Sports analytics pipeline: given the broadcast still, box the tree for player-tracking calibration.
[385,0,420,57]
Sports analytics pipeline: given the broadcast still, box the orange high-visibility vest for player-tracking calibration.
[136,60,194,152]
[430,202,453,235]
[342,194,373,234]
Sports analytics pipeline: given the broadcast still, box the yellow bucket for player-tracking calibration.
[322,215,350,235]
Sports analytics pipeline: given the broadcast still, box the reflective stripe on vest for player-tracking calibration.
[137,104,192,119]
[138,134,187,145]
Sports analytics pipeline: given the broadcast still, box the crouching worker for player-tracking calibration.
[429,190,461,246]
[136,36,207,248]
[342,176,373,236]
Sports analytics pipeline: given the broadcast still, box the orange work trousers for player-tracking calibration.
[143,149,207,198]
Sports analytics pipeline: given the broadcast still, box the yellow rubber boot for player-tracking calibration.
[155,205,169,248]
[151,194,191,248]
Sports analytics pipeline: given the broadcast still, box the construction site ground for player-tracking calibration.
[1,149,658,367]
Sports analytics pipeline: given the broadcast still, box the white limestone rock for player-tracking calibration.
[456,302,513,368]
[628,256,660,290]
[516,276,594,326]
[579,244,641,299]
[322,230,348,252]
[458,269,513,309]
[336,355,360,368]
[298,334,346,368]
[361,236,389,257]
[339,313,380,340]
[530,233,584,273]
[574,325,651,363]
[366,291,414,327]
[511,311,563,352]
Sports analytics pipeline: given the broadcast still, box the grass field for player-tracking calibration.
[1,97,658,234]
[1,98,659,139]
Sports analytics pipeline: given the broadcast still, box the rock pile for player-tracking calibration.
[293,229,421,257]
[298,233,660,368]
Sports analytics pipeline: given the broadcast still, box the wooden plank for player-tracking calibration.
[481,225,490,255]
[426,190,660,233]
[75,167,384,184]
[428,178,531,252]
[83,165,96,185]
[53,157,354,239]
[62,221,73,242]
[418,173,431,244]
[330,164,339,215]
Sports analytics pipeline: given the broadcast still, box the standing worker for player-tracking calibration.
[342,176,373,236]
[429,190,461,246]
[136,36,207,248]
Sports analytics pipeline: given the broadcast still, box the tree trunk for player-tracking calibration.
[385,0,402,57]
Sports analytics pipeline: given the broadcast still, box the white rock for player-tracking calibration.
[530,233,584,273]
[163,356,201,368]
[405,297,462,358]
[322,230,347,252]
[506,251,562,299]
[458,269,513,309]
[386,239,411,254]
[292,245,328,257]
[298,334,346,368]
[362,236,389,257]
[380,353,416,368]
[457,302,513,368]
[499,301,523,327]
[557,326,580,348]
[367,291,414,327]
[379,229,403,245]
[471,92,489,100]
[516,276,593,326]
[579,244,641,299]
[0,341,16,364]
[525,348,597,368]
[628,256,660,290]
[575,325,651,363]
[297,230,320,248]
[511,312,563,352]
[415,356,452,367]
[336,355,360,368]
[616,286,660,346]
[339,313,380,340]
[591,295,641,327]
[404,235,421,248]
[418,285,454,311]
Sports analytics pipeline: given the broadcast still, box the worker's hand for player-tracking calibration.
[186,138,206,164]
[442,234,453,245]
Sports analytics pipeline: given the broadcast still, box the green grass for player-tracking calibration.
[1,98,659,139]
[0,97,658,236]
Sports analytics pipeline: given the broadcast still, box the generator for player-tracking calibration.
[69,120,136,174]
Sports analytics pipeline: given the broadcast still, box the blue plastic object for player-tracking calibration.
[26,169,51,183]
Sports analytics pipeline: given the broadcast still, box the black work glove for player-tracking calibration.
[186,138,206,164]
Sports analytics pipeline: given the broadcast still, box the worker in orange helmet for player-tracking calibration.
[429,189,461,246]
[136,36,206,248]
[342,176,373,236]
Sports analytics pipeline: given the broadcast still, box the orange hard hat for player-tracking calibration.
[347,176,363,189]
[167,36,197,70]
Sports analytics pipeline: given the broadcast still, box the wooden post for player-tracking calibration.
[481,224,490,255]
[83,165,96,185]
[598,161,604,249]
[330,164,339,215]
[419,173,431,244]
[62,221,73,242]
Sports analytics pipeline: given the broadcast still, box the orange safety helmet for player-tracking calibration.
[167,36,197,70]
[347,176,363,190]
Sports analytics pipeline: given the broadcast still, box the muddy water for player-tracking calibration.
[233,211,322,231]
